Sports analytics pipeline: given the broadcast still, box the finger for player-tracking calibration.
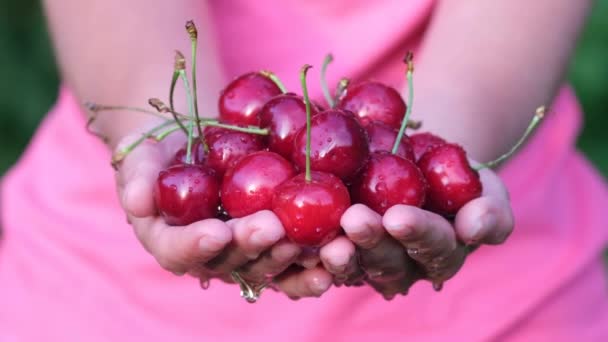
[454,169,514,245]
[359,237,419,299]
[115,131,185,218]
[296,248,322,269]
[130,216,232,275]
[383,205,465,281]
[237,240,302,284]
[274,266,333,299]
[341,204,418,295]
[206,210,285,274]
[340,204,385,249]
[319,236,364,285]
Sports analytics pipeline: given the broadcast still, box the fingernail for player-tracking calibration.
[310,277,332,296]
[471,214,497,241]
[327,253,351,274]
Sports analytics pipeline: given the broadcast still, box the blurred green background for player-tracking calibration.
[0,1,606,175]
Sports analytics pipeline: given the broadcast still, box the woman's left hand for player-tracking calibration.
[319,167,514,299]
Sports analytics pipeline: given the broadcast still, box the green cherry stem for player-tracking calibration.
[260,70,288,93]
[186,20,205,148]
[320,54,335,108]
[154,124,182,141]
[169,51,190,135]
[112,120,176,167]
[201,122,268,135]
[300,64,313,182]
[473,106,546,170]
[392,52,415,155]
[178,69,198,164]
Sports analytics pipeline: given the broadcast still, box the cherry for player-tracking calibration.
[171,139,206,166]
[410,132,447,161]
[258,93,317,159]
[221,151,296,218]
[337,81,406,129]
[154,164,220,226]
[272,171,350,246]
[352,152,427,215]
[292,109,369,182]
[204,126,265,177]
[417,144,482,216]
[366,122,415,161]
[218,72,284,126]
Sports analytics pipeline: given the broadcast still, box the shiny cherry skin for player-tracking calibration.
[219,72,283,126]
[171,139,206,166]
[365,122,415,161]
[292,110,369,182]
[272,171,351,247]
[417,144,482,216]
[410,132,447,161]
[258,93,317,159]
[154,164,220,226]
[352,152,427,215]
[204,127,265,177]
[337,81,406,129]
[221,151,296,218]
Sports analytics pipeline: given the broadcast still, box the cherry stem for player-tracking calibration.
[186,21,206,150]
[260,70,288,93]
[201,121,269,135]
[300,64,313,182]
[154,124,182,141]
[178,69,198,164]
[169,69,190,135]
[320,54,335,108]
[392,52,415,154]
[474,106,546,170]
[84,102,180,121]
[335,78,350,103]
[112,120,176,166]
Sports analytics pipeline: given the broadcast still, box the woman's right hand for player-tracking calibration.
[113,129,333,299]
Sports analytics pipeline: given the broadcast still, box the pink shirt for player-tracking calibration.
[2,1,608,340]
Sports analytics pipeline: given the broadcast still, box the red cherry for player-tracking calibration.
[353,152,427,215]
[292,109,369,182]
[219,72,283,126]
[272,171,350,247]
[171,139,206,166]
[258,93,317,159]
[221,151,296,218]
[154,164,220,226]
[204,127,265,177]
[410,132,447,161]
[365,122,415,161]
[417,144,482,216]
[337,81,406,129]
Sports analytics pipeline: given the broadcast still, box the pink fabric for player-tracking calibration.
[2,0,608,340]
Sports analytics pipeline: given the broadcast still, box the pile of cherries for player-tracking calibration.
[97,22,541,249]
[153,54,488,248]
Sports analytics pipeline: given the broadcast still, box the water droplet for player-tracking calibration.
[200,279,210,289]
[226,91,236,99]
[194,179,200,184]
[407,248,419,255]
[170,185,177,191]
[188,187,193,193]
[293,227,299,233]
[327,137,332,143]
[315,227,322,233]
[375,182,387,192]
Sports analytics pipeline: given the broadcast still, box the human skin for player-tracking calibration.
[42,0,591,299]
